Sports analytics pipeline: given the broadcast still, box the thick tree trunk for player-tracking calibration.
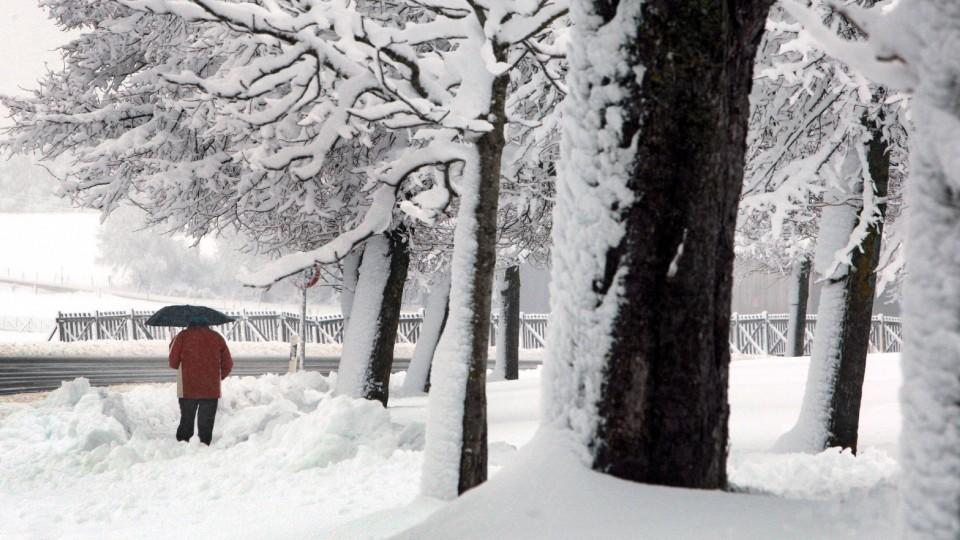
[786,257,811,357]
[544,0,772,490]
[899,8,960,532]
[493,265,520,381]
[420,69,509,499]
[335,231,410,406]
[403,273,451,394]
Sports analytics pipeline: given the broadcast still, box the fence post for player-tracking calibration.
[93,311,101,340]
[128,309,136,341]
[761,311,770,355]
[730,313,738,354]
[877,314,886,353]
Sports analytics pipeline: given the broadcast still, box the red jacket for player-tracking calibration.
[169,326,233,399]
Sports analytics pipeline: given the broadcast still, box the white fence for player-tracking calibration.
[55,310,551,350]
[54,310,902,354]
[0,316,53,334]
[729,312,902,355]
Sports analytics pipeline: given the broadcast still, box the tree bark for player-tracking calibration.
[825,124,889,452]
[774,124,889,454]
[403,273,451,394]
[335,231,410,406]
[546,0,772,490]
[493,265,521,381]
[420,66,509,499]
[786,257,812,357]
[453,77,507,494]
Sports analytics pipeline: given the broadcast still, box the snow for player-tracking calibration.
[0,372,423,540]
[0,354,902,538]
[393,428,897,540]
[542,0,643,458]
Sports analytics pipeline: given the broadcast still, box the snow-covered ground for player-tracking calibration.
[0,354,900,539]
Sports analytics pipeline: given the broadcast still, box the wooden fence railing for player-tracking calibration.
[54,310,903,354]
[54,310,551,349]
[0,316,52,334]
[728,312,902,355]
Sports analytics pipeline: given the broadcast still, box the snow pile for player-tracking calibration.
[0,355,903,538]
[391,429,898,540]
[729,448,898,499]
[0,372,424,539]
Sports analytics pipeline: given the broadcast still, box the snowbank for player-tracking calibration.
[0,372,424,539]
[0,354,900,539]
[390,429,897,540]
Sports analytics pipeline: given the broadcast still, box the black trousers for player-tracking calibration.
[176,398,218,445]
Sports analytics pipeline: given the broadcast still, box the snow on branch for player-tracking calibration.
[781,0,916,90]
[238,141,474,286]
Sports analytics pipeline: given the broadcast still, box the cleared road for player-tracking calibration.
[0,356,541,396]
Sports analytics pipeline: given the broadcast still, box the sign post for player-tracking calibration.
[291,264,321,373]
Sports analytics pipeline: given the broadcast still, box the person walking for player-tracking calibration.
[169,319,233,445]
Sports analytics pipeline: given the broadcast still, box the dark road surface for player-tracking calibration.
[0,356,541,396]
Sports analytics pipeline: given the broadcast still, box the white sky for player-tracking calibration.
[0,1,74,98]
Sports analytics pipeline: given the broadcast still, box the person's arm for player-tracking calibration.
[169,333,184,369]
[220,339,233,380]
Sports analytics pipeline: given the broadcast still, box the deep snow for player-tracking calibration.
[0,354,900,539]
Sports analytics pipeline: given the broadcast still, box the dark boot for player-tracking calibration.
[196,399,218,445]
[177,398,199,442]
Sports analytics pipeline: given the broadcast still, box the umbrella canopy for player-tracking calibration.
[145,305,235,327]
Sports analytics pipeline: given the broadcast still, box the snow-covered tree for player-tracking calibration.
[741,2,907,454]
[544,0,772,488]
[493,131,557,381]
[336,230,410,406]
[0,156,72,213]
[7,0,567,497]
[778,0,960,535]
[1,1,423,408]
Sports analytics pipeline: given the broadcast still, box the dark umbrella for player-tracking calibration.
[145,305,235,327]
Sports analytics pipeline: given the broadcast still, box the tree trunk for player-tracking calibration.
[403,273,451,394]
[420,67,509,499]
[786,257,811,357]
[339,248,362,337]
[543,0,772,490]
[774,125,889,454]
[335,231,410,406]
[493,265,520,381]
[825,124,889,452]
[899,8,960,533]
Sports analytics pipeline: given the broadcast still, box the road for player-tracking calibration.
[0,356,542,396]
